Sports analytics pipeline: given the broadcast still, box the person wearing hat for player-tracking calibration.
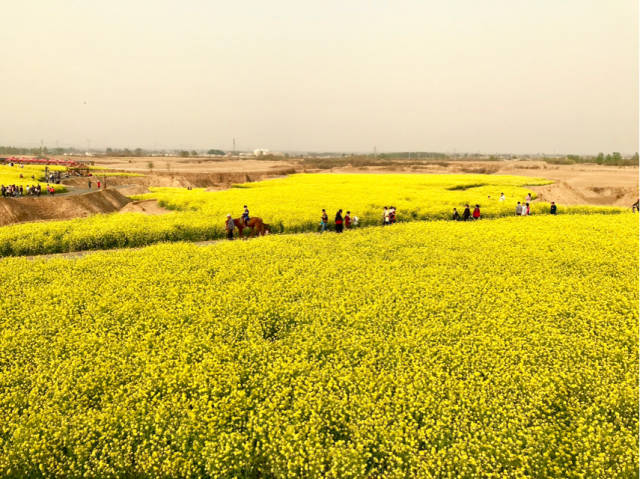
[225,214,235,240]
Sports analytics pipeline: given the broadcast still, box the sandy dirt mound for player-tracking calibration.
[65,169,299,195]
[119,199,170,215]
[0,190,131,226]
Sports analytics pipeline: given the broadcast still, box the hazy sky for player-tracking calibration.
[1,0,637,154]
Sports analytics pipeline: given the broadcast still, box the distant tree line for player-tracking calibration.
[105,147,148,157]
[378,152,449,160]
[545,152,638,166]
[0,145,73,155]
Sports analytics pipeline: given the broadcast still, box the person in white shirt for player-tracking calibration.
[499,192,505,202]
[383,207,390,226]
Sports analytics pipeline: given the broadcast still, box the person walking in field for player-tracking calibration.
[320,209,328,232]
[452,208,460,220]
[522,202,530,216]
[462,204,471,221]
[389,206,396,224]
[516,201,523,216]
[97,180,101,189]
[88,179,92,189]
[383,206,390,226]
[345,211,352,229]
[550,202,557,215]
[335,209,344,233]
[499,192,505,202]
[525,192,532,202]
[472,204,481,220]
[225,214,235,240]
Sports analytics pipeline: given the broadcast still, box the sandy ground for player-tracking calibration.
[120,199,170,215]
[0,189,131,226]
[87,156,299,174]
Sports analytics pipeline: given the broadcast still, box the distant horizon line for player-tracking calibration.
[1,143,637,158]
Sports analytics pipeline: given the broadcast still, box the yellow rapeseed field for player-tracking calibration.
[0,164,66,192]
[0,214,637,478]
[0,173,626,256]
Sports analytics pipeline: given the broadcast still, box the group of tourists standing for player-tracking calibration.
[1,183,50,197]
[452,204,482,221]
[382,206,397,226]
[320,209,355,233]
[450,192,559,220]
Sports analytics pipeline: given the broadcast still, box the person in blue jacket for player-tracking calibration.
[242,205,250,226]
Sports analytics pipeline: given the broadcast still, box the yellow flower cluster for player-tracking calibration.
[0,164,67,192]
[0,174,627,256]
[0,215,637,478]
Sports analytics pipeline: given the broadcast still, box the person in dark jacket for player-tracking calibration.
[452,208,460,220]
[335,209,344,233]
[462,204,471,221]
[225,214,235,240]
[550,202,557,215]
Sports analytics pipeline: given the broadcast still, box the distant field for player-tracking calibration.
[0,173,628,257]
[0,164,67,192]
[0,215,637,477]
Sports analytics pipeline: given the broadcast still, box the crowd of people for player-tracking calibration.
[0,184,56,197]
[223,190,640,239]
[452,204,482,220]
[320,208,357,232]
[450,193,559,221]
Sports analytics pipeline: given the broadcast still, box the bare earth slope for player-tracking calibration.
[0,189,131,226]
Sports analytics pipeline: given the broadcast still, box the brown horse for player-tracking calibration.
[233,217,270,238]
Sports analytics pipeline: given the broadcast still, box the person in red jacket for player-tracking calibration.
[335,209,344,233]
[344,211,352,229]
[472,204,481,220]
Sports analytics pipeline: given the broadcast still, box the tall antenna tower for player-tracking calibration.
[233,138,236,156]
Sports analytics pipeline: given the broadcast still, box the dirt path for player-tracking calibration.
[24,239,220,261]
